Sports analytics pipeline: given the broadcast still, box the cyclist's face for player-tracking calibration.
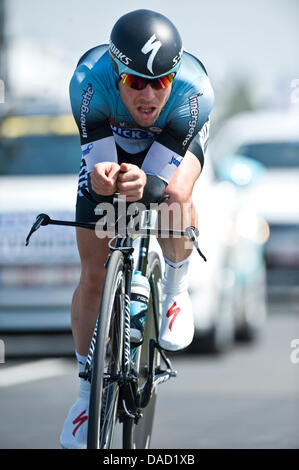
[118,81,172,127]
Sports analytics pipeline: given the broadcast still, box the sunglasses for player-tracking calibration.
[120,72,175,90]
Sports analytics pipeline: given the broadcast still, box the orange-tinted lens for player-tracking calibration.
[121,73,174,90]
[154,73,174,89]
[121,74,148,90]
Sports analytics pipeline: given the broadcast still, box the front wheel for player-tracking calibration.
[87,250,125,449]
[123,251,162,449]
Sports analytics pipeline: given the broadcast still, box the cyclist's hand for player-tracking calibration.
[90,162,120,196]
[116,163,147,202]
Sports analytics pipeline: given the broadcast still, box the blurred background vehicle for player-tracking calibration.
[209,108,299,300]
[187,153,267,354]
[0,104,81,355]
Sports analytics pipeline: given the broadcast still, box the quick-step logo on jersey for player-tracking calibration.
[111,125,156,140]
[72,410,88,437]
[166,302,181,331]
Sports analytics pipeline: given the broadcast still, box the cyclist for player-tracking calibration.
[60,9,214,448]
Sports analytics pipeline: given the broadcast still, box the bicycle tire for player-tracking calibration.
[123,251,162,449]
[87,250,125,449]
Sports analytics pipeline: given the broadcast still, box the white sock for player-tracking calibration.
[163,254,191,269]
[75,351,90,398]
[163,254,191,295]
[76,351,87,367]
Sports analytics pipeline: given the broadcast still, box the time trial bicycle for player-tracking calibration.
[25,190,206,449]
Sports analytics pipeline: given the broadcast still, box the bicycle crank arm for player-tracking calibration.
[139,339,177,409]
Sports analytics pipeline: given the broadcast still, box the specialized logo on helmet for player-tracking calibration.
[110,41,132,66]
[141,34,162,75]
[173,47,183,67]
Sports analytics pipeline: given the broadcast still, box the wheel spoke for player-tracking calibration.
[123,253,162,449]
[87,251,124,449]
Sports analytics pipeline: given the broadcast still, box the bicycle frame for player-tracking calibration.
[100,208,177,423]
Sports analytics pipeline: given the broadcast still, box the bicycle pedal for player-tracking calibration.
[79,371,91,381]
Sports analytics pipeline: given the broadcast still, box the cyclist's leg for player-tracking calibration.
[157,149,201,262]
[157,150,202,351]
[61,225,115,449]
[71,226,111,356]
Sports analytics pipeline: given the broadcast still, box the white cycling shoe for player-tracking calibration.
[158,258,194,352]
[60,368,89,449]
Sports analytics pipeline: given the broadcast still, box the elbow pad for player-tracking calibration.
[140,174,167,205]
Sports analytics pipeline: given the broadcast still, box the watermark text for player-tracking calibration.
[290,79,299,104]
[290,339,299,364]
[94,199,194,250]
[0,339,5,363]
[0,79,5,103]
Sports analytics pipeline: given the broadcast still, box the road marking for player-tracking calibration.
[0,359,74,387]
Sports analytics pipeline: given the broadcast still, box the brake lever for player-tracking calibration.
[25,213,50,246]
[185,226,207,262]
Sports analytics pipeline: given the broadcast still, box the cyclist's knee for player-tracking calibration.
[75,227,110,292]
[79,260,106,293]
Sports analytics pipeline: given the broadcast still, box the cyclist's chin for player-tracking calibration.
[133,108,159,127]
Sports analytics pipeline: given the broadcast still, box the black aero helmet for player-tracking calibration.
[109,9,183,79]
